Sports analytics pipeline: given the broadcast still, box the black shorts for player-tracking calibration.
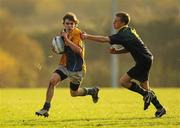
[54,70,68,81]
[127,61,152,82]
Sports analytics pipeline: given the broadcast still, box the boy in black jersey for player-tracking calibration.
[82,12,166,117]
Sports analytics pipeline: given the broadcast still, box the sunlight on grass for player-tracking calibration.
[0,88,180,128]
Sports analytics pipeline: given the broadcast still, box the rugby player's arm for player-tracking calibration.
[84,34,110,43]
[64,37,82,55]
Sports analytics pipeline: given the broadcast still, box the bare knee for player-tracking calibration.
[49,78,59,88]
[119,74,132,88]
[119,78,132,88]
[119,78,128,87]
[49,73,60,87]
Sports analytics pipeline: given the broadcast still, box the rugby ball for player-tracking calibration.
[110,44,122,51]
[52,36,65,54]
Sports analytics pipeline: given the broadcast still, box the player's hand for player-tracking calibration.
[61,31,68,39]
[81,32,87,40]
[60,30,69,45]
[109,48,117,54]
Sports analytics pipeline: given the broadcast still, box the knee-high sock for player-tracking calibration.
[151,91,163,109]
[128,82,147,96]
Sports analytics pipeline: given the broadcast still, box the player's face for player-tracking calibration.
[64,19,76,32]
[113,16,125,30]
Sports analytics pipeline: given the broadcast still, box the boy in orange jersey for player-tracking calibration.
[35,12,99,117]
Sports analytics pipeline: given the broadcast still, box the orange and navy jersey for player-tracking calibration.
[59,27,86,72]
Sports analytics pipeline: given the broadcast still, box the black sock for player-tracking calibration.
[43,102,51,111]
[150,91,163,109]
[84,88,95,95]
[128,82,147,96]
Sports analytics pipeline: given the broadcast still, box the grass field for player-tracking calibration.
[0,88,180,128]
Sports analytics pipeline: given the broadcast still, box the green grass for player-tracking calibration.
[0,88,180,128]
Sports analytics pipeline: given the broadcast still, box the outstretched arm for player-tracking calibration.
[82,33,110,43]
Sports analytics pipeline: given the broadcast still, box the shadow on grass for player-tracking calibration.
[1,116,179,127]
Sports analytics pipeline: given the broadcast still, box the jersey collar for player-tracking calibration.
[116,25,128,32]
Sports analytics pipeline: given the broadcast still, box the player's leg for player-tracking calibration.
[45,73,62,105]
[69,82,85,96]
[119,73,148,96]
[139,80,150,90]
[120,73,157,111]
[122,64,151,97]
[69,72,99,103]
[126,63,158,110]
[35,73,61,117]
[140,81,161,109]
[35,69,67,117]
[140,80,156,110]
[69,83,99,103]
[84,87,99,103]
[140,81,166,117]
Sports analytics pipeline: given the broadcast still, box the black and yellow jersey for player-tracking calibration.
[109,26,153,63]
[59,27,86,72]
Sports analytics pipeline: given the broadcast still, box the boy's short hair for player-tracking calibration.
[116,12,130,25]
[62,12,79,24]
